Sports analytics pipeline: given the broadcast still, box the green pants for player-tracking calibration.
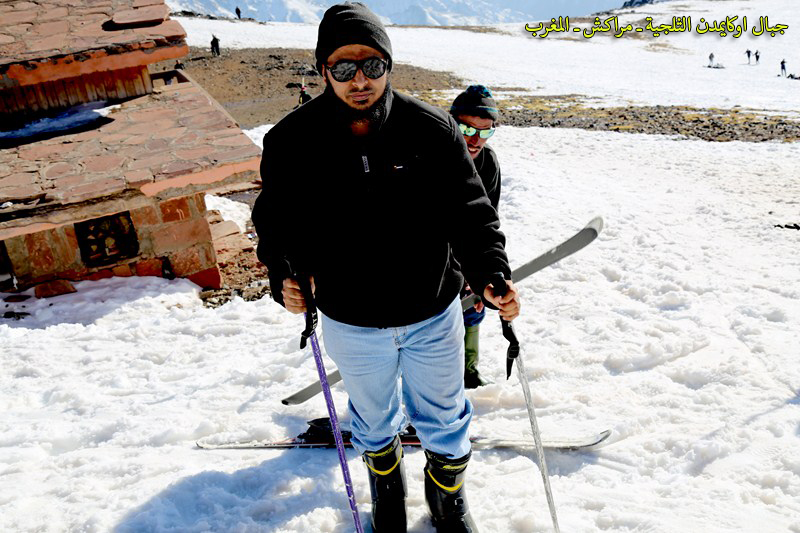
[464,325,488,388]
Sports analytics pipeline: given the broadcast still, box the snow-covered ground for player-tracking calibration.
[165,0,626,26]
[2,0,799,531]
[177,0,800,113]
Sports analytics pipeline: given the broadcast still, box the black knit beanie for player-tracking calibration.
[450,85,499,122]
[315,2,393,75]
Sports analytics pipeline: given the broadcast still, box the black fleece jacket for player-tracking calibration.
[474,144,501,211]
[252,87,510,328]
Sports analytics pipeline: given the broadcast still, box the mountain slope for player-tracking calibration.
[621,0,669,8]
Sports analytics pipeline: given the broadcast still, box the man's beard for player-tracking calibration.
[329,80,391,130]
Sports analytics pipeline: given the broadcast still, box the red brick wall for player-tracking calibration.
[4,226,87,285]
[3,193,221,295]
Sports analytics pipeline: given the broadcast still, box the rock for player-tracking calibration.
[34,279,76,298]
[3,294,30,303]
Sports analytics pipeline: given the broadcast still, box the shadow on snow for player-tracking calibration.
[114,449,367,533]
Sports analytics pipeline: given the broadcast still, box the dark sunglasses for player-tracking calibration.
[458,122,495,139]
[326,57,388,82]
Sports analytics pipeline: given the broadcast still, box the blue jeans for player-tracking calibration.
[320,297,473,459]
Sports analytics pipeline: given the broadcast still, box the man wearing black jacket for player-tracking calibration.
[450,85,502,389]
[252,4,519,532]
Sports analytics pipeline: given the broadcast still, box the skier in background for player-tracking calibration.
[755,50,760,64]
[166,59,184,85]
[781,59,787,76]
[449,84,502,389]
[745,49,752,64]
[298,85,312,106]
[235,6,241,19]
[252,3,519,532]
[210,35,220,57]
[708,52,715,67]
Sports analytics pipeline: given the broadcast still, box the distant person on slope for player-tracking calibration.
[745,49,752,64]
[781,59,787,76]
[210,35,220,57]
[298,85,312,106]
[708,52,715,67]
[236,6,241,19]
[252,3,518,532]
[450,84,502,389]
[755,50,760,64]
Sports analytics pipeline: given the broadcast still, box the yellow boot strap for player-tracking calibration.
[426,470,463,493]
[366,443,398,459]
[365,454,402,476]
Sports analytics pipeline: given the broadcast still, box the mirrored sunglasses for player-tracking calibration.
[326,57,388,82]
[459,122,495,139]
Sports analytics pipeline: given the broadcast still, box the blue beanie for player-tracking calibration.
[450,85,499,121]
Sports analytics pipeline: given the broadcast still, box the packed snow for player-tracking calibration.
[2,0,799,531]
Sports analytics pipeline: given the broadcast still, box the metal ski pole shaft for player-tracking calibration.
[489,272,560,533]
[308,327,364,533]
[297,273,363,533]
[515,353,560,533]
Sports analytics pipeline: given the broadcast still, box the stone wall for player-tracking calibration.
[2,192,221,297]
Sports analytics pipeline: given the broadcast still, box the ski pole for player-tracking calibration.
[298,276,364,533]
[489,273,560,533]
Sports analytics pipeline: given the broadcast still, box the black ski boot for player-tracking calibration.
[364,435,407,532]
[424,449,478,532]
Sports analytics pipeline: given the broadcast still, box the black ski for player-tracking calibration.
[197,418,612,452]
[280,216,604,406]
[282,369,342,406]
[460,216,604,311]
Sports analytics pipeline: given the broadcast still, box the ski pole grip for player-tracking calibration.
[297,275,317,349]
[488,272,509,298]
[488,273,521,379]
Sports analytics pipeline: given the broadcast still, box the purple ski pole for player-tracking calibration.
[298,277,364,533]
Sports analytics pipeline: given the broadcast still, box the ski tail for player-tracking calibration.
[461,216,602,310]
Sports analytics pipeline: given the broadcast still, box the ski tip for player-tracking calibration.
[590,428,612,445]
[587,216,604,235]
[281,394,306,406]
[595,429,612,446]
[551,428,613,451]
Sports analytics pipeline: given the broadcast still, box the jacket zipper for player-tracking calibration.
[362,154,370,173]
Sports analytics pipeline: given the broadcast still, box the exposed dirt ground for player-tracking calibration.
[152,46,800,142]
[152,47,464,129]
